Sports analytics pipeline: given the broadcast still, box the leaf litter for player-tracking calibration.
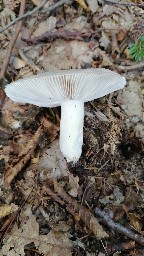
[0,0,144,255]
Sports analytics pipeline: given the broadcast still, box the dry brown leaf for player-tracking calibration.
[52,179,108,238]
[68,175,79,198]
[75,0,89,11]
[40,116,59,142]
[86,0,99,13]
[117,80,143,118]
[0,146,11,164]
[4,126,43,186]
[31,0,41,6]
[38,140,80,197]
[127,212,143,232]
[34,16,57,37]
[0,205,12,219]
[38,140,68,180]
[1,206,72,256]
[10,57,26,69]
[3,0,20,10]
[0,87,5,107]
[100,31,110,49]
[117,30,127,42]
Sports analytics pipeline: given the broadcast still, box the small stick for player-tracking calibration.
[117,61,144,71]
[0,0,26,81]
[95,207,144,246]
[104,0,144,8]
[0,0,71,34]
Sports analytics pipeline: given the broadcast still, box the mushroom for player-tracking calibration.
[5,68,126,162]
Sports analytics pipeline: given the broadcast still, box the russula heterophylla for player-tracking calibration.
[5,68,126,162]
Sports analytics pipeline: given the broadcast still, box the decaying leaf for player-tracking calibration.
[40,116,59,142]
[10,57,26,69]
[117,80,143,118]
[44,179,108,239]
[38,140,68,180]
[34,16,57,37]
[38,140,80,197]
[4,126,43,186]
[86,0,99,13]
[127,212,143,232]
[100,31,110,49]
[0,204,12,219]
[75,0,89,11]
[1,207,72,256]
[68,175,79,198]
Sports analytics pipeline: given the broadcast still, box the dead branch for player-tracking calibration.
[95,207,144,246]
[0,0,26,81]
[22,30,84,44]
[116,61,144,71]
[42,179,108,239]
[4,126,43,186]
[0,0,72,34]
[104,0,144,8]
[42,0,73,13]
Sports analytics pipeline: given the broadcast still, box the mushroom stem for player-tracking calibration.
[60,100,84,162]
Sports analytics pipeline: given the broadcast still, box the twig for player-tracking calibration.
[0,0,72,34]
[0,1,26,81]
[117,61,144,71]
[42,0,72,12]
[4,126,43,186]
[0,0,47,33]
[95,207,144,246]
[104,0,144,7]
[18,49,40,72]
[22,30,83,44]
[42,179,108,239]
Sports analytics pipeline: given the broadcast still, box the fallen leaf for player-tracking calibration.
[4,126,43,186]
[1,207,72,256]
[117,80,143,118]
[127,212,143,232]
[0,205,12,219]
[34,16,57,37]
[75,0,89,11]
[100,31,110,50]
[68,175,79,197]
[86,0,99,13]
[11,57,26,69]
[38,140,68,180]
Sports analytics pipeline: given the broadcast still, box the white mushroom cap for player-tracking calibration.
[5,68,126,107]
[5,68,126,162]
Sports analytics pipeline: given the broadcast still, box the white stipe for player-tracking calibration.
[60,100,84,162]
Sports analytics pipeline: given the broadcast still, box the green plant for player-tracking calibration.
[129,34,144,62]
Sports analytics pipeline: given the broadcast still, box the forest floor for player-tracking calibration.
[0,0,144,255]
